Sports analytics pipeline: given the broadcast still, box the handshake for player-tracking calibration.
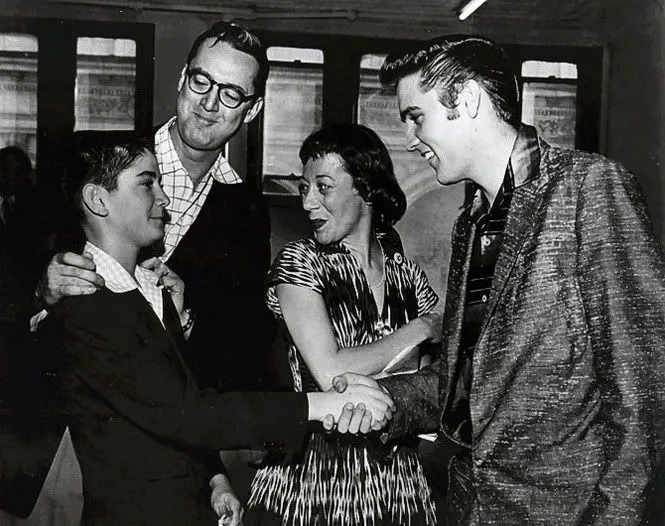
[306,373,395,435]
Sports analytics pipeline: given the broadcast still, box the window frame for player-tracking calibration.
[505,44,603,152]
[245,32,603,206]
[0,16,154,178]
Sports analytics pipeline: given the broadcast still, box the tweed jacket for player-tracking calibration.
[382,125,665,525]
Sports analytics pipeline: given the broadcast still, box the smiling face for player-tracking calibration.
[299,153,371,246]
[175,40,263,153]
[103,151,170,251]
[397,71,476,187]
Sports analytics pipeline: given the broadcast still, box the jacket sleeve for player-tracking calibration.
[379,359,442,439]
[575,157,665,524]
[52,304,309,457]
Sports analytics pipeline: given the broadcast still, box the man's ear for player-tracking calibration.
[177,66,187,92]
[81,183,109,217]
[243,97,264,124]
[460,79,482,119]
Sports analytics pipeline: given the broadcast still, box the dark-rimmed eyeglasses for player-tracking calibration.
[186,69,257,109]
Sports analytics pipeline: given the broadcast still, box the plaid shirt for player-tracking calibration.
[154,117,242,261]
[85,241,164,325]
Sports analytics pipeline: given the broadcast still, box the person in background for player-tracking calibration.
[246,123,442,526]
[0,145,42,328]
[335,34,665,525]
[29,132,395,525]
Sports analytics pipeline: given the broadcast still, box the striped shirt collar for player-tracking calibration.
[84,241,164,324]
[510,123,541,189]
[470,123,540,222]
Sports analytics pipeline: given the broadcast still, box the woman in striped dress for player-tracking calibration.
[246,123,441,526]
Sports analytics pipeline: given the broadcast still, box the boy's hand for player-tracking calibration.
[36,251,105,306]
[210,474,243,526]
[307,380,394,433]
[329,373,393,433]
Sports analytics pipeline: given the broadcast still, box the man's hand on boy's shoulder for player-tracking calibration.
[36,251,104,307]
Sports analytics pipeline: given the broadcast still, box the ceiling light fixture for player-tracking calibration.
[458,0,489,21]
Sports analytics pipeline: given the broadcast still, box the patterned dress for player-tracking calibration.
[246,237,438,526]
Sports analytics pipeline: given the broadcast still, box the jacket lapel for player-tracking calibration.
[481,183,543,329]
[160,291,198,387]
[479,129,547,343]
[441,207,475,407]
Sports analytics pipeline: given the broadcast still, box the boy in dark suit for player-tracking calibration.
[34,133,394,525]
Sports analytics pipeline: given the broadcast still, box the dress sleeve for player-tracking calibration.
[411,261,439,316]
[266,240,324,318]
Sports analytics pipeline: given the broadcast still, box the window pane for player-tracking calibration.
[521,82,577,148]
[75,37,136,131]
[521,60,578,79]
[262,47,323,195]
[0,34,38,166]
[357,54,435,205]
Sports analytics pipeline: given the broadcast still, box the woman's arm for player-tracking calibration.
[277,283,440,390]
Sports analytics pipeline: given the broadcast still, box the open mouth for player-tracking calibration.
[422,151,439,168]
[310,219,326,231]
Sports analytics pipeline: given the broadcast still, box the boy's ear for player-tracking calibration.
[81,183,109,217]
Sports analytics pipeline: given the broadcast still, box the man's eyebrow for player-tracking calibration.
[188,66,248,95]
[400,106,418,123]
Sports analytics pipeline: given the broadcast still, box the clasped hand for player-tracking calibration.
[309,373,394,435]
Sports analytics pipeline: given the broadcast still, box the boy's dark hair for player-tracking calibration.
[186,21,269,96]
[380,35,520,127]
[299,123,407,233]
[61,131,153,214]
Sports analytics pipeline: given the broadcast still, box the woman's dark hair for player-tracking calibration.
[299,123,407,232]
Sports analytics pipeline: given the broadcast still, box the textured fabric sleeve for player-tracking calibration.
[379,359,442,438]
[265,240,324,318]
[575,155,665,524]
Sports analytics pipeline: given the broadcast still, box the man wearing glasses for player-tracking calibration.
[38,21,278,394]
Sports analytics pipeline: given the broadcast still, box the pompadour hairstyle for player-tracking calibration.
[380,35,520,126]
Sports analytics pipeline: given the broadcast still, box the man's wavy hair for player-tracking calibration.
[186,21,269,96]
[380,35,520,127]
[299,123,407,233]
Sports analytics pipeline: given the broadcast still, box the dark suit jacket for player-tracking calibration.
[36,287,307,525]
[165,180,280,392]
[382,127,665,525]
